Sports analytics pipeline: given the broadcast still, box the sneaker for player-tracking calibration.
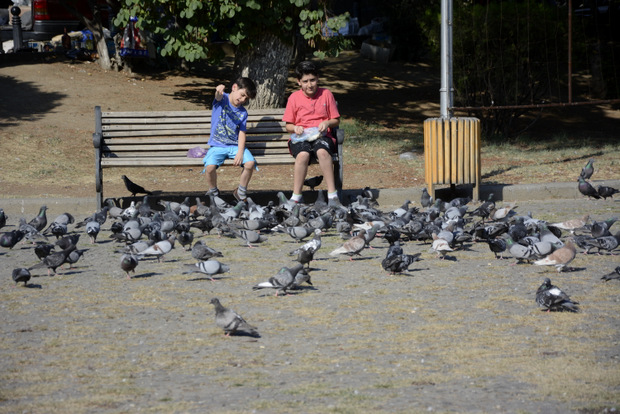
[233,188,247,202]
[206,188,220,197]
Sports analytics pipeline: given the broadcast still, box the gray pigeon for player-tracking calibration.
[28,205,48,232]
[29,244,77,276]
[209,298,258,337]
[233,228,267,247]
[579,158,594,180]
[191,240,223,261]
[253,264,304,296]
[136,235,175,262]
[536,278,579,312]
[120,254,139,279]
[601,266,620,282]
[184,260,230,281]
[283,225,314,242]
[290,267,312,290]
[86,220,100,244]
[12,268,31,287]
[289,229,322,268]
[504,235,534,264]
[421,188,432,208]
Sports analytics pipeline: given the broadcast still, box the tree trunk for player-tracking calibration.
[233,33,294,109]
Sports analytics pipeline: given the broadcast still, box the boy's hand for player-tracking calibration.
[215,84,225,101]
[233,152,243,166]
[294,125,304,135]
[317,121,330,133]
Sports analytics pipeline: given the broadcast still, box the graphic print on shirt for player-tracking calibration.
[211,97,247,146]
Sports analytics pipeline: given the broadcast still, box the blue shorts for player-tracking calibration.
[203,146,257,169]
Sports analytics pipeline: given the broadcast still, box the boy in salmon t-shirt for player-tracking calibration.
[283,61,342,207]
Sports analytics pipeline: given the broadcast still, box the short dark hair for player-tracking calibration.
[234,77,257,99]
[295,61,319,80]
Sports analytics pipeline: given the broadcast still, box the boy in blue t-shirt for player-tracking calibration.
[204,77,257,201]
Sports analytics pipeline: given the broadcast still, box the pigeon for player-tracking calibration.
[48,222,68,239]
[590,217,617,239]
[468,193,496,221]
[284,225,314,242]
[47,212,75,228]
[330,229,366,260]
[597,185,619,200]
[490,202,517,221]
[12,268,31,287]
[381,251,421,275]
[583,231,620,254]
[65,248,88,269]
[117,239,155,255]
[533,238,577,272]
[551,215,589,234]
[136,235,175,262]
[76,206,110,228]
[120,254,139,279]
[177,230,194,251]
[122,175,153,197]
[303,175,323,190]
[579,158,595,180]
[421,188,432,208]
[29,244,77,276]
[56,234,80,250]
[232,229,267,248]
[253,264,304,296]
[34,243,55,260]
[105,199,124,219]
[536,278,579,312]
[209,298,258,337]
[86,220,100,244]
[28,205,48,232]
[191,240,223,261]
[290,229,322,268]
[578,176,601,199]
[601,266,620,282]
[485,238,507,259]
[504,236,534,264]
[19,218,47,242]
[431,234,453,259]
[0,230,25,249]
[184,260,230,281]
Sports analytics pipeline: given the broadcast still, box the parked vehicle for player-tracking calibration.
[1,0,112,42]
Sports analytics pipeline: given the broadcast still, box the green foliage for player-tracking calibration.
[113,0,350,63]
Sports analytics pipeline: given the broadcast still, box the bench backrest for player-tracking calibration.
[98,108,293,164]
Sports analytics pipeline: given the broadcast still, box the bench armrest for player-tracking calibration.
[336,128,345,145]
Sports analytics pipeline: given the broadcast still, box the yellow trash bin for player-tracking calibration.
[424,117,481,201]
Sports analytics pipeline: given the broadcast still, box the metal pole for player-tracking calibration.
[440,0,454,118]
[11,6,23,52]
[568,0,573,103]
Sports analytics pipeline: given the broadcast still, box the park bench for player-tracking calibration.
[93,106,344,210]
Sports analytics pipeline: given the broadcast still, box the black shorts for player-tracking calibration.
[289,136,336,162]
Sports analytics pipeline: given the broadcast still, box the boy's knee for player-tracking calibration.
[243,160,255,170]
[316,149,332,161]
[205,164,217,173]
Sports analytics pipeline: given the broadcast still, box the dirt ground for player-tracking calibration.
[0,195,619,413]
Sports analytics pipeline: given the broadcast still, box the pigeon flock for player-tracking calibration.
[1,161,619,337]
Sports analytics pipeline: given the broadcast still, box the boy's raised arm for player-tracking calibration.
[214,84,225,101]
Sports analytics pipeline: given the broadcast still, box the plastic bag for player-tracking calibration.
[291,127,324,144]
[187,146,207,158]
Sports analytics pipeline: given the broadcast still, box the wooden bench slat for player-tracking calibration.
[101,154,294,167]
[103,141,290,152]
[102,134,291,144]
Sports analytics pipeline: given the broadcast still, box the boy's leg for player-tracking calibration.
[293,152,311,195]
[316,148,337,194]
[205,164,218,194]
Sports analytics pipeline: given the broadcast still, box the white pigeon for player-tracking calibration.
[431,233,453,259]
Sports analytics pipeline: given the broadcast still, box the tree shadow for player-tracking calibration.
[0,71,66,127]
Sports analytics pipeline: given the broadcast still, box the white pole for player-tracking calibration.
[440,0,454,119]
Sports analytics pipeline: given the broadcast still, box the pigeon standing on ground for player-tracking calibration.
[421,188,432,208]
[86,220,100,244]
[253,264,304,296]
[330,229,366,260]
[578,176,601,199]
[597,185,619,200]
[551,215,589,234]
[579,158,595,180]
[289,229,322,268]
[122,175,153,197]
[28,205,48,232]
[601,266,620,282]
[191,240,223,261]
[0,208,6,230]
[136,235,175,262]
[0,230,25,249]
[29,244,77,276]
[209,298,258,337]
[536,278,580,312]
[120,254,139,279]
[12,268,31,287]
[183,260,230,281]
[533,238,577,272]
